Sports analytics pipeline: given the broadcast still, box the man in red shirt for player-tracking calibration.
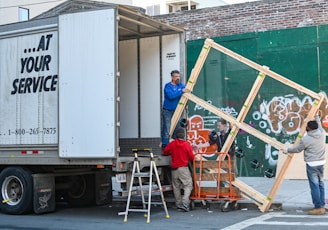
[163,127,195,212]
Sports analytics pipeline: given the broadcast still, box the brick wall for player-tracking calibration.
[156,0,328,40]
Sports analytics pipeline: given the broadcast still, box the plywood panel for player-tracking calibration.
[276,145,328,179]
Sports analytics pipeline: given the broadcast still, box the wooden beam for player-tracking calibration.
[184,93,285,150]
[169,39,212,136]
[233,179,270,207]
[194,173,236,182]
[261,92,326,212]
[207,39,320,100]
[194,160,234,168]
[197,187,241,197]
[219,68,268,160]
[235,68,268,123]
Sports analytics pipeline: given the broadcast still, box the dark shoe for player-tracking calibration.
[175,203,182,211]
[308,208,326,215]
[177,203,190,212]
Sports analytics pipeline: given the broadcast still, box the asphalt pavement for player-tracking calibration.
[238,177,328,212]
[113,176,328,212]
[0,177,327,230]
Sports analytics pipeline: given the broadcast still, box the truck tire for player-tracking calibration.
[66,174,95,207]
[0,167,33,214]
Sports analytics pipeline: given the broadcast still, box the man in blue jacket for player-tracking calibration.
[281,115,326,215]
[161,70,189,149]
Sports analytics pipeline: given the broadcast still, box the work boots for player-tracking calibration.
[308,207,326,215]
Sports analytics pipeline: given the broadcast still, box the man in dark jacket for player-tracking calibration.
[201,119,237,174]
[281,115,326,215]
[163,127,195,212]
[208,119,235,157]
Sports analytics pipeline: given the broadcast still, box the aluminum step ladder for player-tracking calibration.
[118,149,170,223]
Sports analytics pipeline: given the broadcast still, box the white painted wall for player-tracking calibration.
[0,0,64,25]
[0,0,132,25]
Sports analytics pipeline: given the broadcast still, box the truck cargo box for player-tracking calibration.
[0,5,185,214]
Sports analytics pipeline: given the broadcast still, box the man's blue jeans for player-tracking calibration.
[161,109,176,149]
[306,164,326,208]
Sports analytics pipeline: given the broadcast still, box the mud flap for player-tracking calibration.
[32,174,56,214]
[95,170,112,205]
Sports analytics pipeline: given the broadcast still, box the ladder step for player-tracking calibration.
[119,184,173,197]
[143,201,165,205]
[120,210,145,216]
[134,172,150,177]
[127,209,148,212]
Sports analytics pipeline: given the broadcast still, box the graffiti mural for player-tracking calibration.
[193,100,238,129]
[186,114,217,155]
[255,94,328,138]
[187,94,328,176]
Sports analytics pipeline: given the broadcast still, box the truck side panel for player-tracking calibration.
[58,9,116,158]
[0,31,58,145]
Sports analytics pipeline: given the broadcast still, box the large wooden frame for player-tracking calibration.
[170,38,325,212]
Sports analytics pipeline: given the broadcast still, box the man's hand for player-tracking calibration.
[183,88,190,93]
[198,142,210,148]
[192,144,198,152]
[280,148,289,154]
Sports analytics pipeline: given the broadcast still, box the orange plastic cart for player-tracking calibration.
[190,152,243,212]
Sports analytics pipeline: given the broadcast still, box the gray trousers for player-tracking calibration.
[171,166,193,206]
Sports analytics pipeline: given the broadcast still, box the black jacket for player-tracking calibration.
[208,129,235,157]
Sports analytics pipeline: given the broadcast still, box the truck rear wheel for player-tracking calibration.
[0,167,33,214]
[66,174,95,206]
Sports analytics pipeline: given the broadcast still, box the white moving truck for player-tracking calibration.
[0,5,185,214]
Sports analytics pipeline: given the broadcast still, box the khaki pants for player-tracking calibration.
[171,166,193,207]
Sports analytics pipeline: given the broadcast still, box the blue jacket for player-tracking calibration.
[163,82,185,111]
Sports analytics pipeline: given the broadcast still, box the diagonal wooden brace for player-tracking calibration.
[219,67,269,161]
[169,39,212,136]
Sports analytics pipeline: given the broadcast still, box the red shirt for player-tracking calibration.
[163,138,195,169]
